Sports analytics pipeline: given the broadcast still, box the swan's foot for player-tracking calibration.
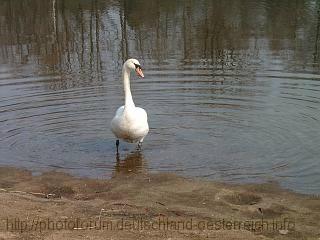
[116,139,119,153]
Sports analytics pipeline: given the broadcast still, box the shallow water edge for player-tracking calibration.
[0,166,319,239]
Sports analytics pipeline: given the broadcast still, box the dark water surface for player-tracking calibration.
[0,0,320,194]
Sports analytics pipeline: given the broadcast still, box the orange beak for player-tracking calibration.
[136,68,144,78]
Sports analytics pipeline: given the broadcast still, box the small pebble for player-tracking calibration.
[279,229,289,235]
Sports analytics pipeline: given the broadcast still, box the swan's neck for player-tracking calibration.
[122,66,135,108]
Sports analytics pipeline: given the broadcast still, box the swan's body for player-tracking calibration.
[111,59,149,150]
[111,105,148,143]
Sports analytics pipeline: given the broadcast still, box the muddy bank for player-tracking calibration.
[0,167,319,240]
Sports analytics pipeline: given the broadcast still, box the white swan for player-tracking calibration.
[111,59,149,152]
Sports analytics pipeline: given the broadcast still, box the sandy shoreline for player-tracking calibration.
[0,166,319,239]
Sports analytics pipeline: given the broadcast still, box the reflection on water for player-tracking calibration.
[114,151,146,175]
[0,0,320,194]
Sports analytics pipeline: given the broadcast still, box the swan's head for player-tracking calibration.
[125,58,144,78]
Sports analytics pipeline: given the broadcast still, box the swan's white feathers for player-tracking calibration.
[111,106,149,143]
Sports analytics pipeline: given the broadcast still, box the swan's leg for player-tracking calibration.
[137,138,144,150]
[137,142,142,150]
[116,139,119,153]
[116,151,120,162]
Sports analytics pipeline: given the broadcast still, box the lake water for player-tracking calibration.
[0,0,319,194]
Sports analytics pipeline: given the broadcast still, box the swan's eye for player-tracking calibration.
[133,63,142,70]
